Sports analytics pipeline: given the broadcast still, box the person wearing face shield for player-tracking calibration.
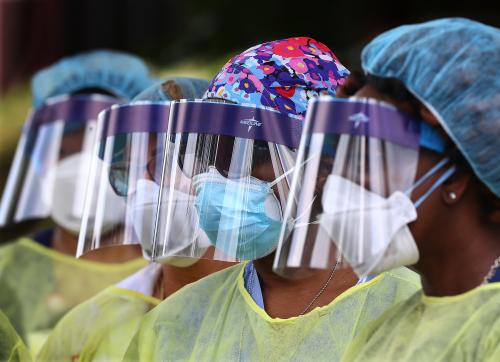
[123,37,421,362]
[320,18,500,361]
[36,76,238,362]
[0,50,154,355]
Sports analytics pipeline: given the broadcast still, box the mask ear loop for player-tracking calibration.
[413,165,457,208]
[404,158,450,197]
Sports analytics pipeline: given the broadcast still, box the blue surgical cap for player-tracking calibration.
[32,50,155,108]
[133,77,210,102]
[362,18,500,197]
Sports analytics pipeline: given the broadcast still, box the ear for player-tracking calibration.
[441,171,471,205]
[418,104,441,127]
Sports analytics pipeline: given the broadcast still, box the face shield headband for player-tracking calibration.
[149,100,302,263]
[272,96,453,278]
[76,102,174,258]
[0,94,120,227]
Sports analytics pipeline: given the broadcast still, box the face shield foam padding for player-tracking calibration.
[361,17,500,197]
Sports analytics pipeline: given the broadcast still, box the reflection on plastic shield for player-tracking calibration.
[0,94,120,227]
[170,100,303,149]
[310,96,421,149]
[77,103,173,257]
[32,94,119,130]
[150,100,302,263]
[100,102,171,140]
[273,97,422,278]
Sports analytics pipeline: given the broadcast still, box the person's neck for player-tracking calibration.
[415,225,500,297]
[157,259,236,299]
[253,254,358,319]
[51,227,78,255]
[52,226,143,263]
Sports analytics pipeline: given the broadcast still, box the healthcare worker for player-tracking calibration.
[123,37,421,361]
[37,76,237,362]
[0,309,30,362]
[312,18,500,361]
[0,50,153,355]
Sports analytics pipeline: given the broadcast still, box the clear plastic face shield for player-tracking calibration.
[273,97,452,278]
[149,100,301,264]
[0,94,119,231]
[76,102,171,259]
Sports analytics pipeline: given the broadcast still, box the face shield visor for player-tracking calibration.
[76,102,172,259]
[0,94,119,230]
[273,96,451,278]
[149,100,301,264]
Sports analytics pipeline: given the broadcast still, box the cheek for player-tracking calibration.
[252,162,276,183]
[407,150,447,249]
[408,181,444,252]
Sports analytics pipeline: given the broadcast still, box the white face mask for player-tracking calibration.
[131,179,211,267]
[50,153,126,235]
[319,174,419,277]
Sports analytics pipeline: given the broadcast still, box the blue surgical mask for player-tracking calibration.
[192,166,285,260]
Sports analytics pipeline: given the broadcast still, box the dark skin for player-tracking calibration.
[154,248,237,299]
[353,84,500,297]
[156,129,359,311]
[253,254,358,318]
[55,226,142,262]
[246,146,358,319]
[133,89,237,300]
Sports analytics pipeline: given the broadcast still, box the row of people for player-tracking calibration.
[0,17,498,361]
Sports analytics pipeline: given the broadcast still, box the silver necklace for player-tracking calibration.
[300,256,341,315]
[481,255,500,285]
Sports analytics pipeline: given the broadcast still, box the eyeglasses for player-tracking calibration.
[108,152,163,197]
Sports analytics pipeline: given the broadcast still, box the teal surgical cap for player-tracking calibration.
[132,77,210,102]
[32,50,155,108]
[362,18,500,197]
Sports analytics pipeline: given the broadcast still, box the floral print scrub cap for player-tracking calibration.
[205,37,350,118]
